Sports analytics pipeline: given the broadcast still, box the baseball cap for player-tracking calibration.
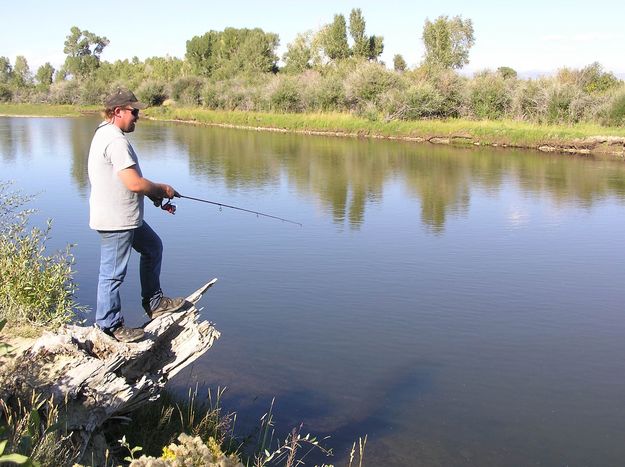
[104,89,147,110]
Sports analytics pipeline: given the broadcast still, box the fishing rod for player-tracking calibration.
[155,192,302,227]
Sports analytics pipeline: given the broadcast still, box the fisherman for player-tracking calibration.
[88,89,184,342]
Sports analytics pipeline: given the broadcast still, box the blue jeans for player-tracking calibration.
[95,221,163,330]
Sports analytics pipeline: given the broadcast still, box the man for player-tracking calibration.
[88,89,184,342]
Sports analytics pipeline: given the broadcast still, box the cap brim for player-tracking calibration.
[130,101,148,110]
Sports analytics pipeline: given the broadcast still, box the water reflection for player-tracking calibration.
[4,117,625,232]
[142,122,625,232]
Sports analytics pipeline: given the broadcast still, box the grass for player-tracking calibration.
[2,103,624,154]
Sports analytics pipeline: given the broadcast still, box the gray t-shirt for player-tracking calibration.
[88,122,144,230]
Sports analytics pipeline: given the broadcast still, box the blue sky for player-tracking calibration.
[3,0,624,76]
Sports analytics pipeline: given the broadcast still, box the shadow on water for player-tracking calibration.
[174,359,437,466]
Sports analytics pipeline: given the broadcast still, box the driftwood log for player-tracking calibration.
[0,279,220,463]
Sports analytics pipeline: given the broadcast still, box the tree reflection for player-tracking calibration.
[49,118,625,232]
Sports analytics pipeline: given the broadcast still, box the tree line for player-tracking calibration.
[1,10,624,126]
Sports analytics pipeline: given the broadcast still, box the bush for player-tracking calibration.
[424,68,468,118]
[544,82,583,124]
[603,87,625,126]
[269,76,303,113]
[511,79,543,121]
[137,79,168,106]
[344,62,399,110]
[78,79,107,105]
[170,77,204,106]
[0,84,13,102]
[381,82,445,120]
[469,72,512,120]
[0,182,81,326]
[311,73,346,111]
[47,80,81,105]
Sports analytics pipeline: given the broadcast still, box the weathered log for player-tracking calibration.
[0,279,220,462]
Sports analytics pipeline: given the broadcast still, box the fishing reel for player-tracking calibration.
[153,198,177,215]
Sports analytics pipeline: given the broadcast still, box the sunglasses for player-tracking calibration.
[123,107,140,117]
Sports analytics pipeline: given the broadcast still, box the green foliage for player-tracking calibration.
[77,78,107,105]
[497,66,517,80]
[425,68,468,118]
[345,62,399,109]
[545,82,583,124]
[603,87,625,126]
[63,26,109,79]
[108,387,236,461]
[171,76,205,106]
[1,391,79,466]
[0,182,81,326]
[470,72,512,119]
[0,84,12,102]
[382,81,446,120]
[186,28,279,79]
[34,63,55,88]
[312,73,346,111]
[137,79,168,106]
[12,56,32,88]
[282,32,313,74]
[393,54,407,72]
[348,8,384,61]
[578,62,621,94]
[47,80,81,105]
[144,56,186,82]
[318,14,350,62]
[269,77,304,113]
[511,79,543,121]
[422,15,475,70]
[0,57,12,84]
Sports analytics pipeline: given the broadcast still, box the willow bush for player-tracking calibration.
[0,182,81,327]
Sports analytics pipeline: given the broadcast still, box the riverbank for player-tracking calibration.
[1,103,624,157]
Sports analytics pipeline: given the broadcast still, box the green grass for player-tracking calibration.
[145,106,625,150]
[2,103,624,152]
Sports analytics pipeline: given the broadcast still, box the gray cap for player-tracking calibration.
[104,89,147,110]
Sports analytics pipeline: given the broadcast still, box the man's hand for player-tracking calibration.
[148,195,163,207]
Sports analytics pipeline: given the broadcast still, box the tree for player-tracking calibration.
[422,15,474,69]
[393,54,407,72]
[319,14,350,61]
[185,30,220,76]
[63,26,109,79]
[282,31,313,74]
[0,57,12,84]
[12,56,32,87]
[348,8,384,61]
[497,66,517,80]
[35,63,55,87]
[186,28,279,78]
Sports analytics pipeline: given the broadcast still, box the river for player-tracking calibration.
[2,116,625,466]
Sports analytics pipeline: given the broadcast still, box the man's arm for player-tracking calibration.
[118,166,176,199]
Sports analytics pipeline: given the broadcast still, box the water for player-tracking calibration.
[2,116,625,465]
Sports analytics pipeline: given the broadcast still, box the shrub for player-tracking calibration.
[510,79,543,121]
[469,72,512,120]
[170,77,204,106]
[344,62,399,110]
[0,181,81,326]
[48,80,81,105]
[0,84,14,102]
[312,73,346,111]
[425,68,468,118]
[603,87,625,126]
[381,82,445,120]
[137,79,168,106]
[544,82,583,124]
[78,79,107,105]
[269,76,303,113]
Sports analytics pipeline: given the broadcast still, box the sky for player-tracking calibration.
[3,0,624,77]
